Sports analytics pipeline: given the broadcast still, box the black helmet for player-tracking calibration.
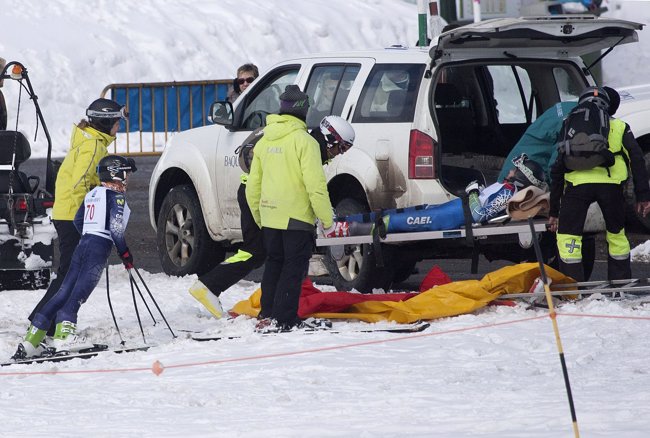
[97,155,137,183]
[86,98,127,134]
[510,153,547,191]
[578,86,610,112]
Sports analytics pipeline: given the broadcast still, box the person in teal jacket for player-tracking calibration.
[498,101,577,182]
[246,85,335,331]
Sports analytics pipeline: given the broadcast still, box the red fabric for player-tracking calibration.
[418,265,452,292]
[297,278,418,318]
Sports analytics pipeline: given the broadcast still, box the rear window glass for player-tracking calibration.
[353,64,424,123]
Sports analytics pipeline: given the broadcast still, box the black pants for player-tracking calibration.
[557,182,630,282]
[199,183,265,295]
[260,228,314,327]
[29,219,81,334]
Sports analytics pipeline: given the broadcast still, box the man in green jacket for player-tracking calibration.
[246,85,335,331]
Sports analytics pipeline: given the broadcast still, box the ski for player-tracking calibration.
[2,344,151,367]
[191,320,430,342]
[499,284,650,300]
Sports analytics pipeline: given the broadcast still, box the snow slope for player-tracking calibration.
[2,0,649,158]
[0,0,418,158]
[2,2,650,437]
[1,269,650,437]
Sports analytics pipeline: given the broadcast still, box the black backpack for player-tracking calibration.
[558,100,614,171]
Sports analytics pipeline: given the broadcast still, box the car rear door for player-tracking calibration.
[432,16,643,60]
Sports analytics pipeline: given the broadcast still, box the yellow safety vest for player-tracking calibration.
[565,118,629,185]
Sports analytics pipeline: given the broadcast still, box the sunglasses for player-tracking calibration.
[237,77,255,85]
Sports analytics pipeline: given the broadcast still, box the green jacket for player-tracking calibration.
[52,125,113,220]
[246,114,333,231]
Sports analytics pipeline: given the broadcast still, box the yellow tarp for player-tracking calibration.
[231,263,573,323]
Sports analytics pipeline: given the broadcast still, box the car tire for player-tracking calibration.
[156,184,224,276]
[324,198,394,293]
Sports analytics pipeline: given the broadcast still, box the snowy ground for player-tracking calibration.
[3,1,650,436]
[1,267,650,437]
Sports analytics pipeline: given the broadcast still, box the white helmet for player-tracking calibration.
[320,115,355,154]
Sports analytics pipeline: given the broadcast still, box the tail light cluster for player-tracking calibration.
[408,129,436,179]
[14,197,29,212]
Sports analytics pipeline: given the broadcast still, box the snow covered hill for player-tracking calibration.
[1,0,418,157]
[1,268,650,437]
[2,0,649,158]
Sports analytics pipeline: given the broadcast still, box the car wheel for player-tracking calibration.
[323,198,394,293]
[156,184,224,276]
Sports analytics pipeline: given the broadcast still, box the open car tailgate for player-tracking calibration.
[433,15,643,58]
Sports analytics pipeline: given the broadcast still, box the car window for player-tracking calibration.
[305,64,360,128]
[553,66,583,102]
[241,67,299,129]
[488,65,536,124]
[353,64,424,123]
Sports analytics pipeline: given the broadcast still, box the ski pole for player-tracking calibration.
[134,267,177,339]
[528,217,580,438]
[106,265,125,346]
[126,269,157,326]
[128,269,146,344]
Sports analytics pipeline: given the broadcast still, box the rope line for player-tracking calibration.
[0,311,647,377]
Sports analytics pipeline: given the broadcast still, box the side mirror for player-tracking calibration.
[209,101,234,126]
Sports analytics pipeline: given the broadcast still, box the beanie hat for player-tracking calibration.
[603,86,620,116]
[279,85,310,121]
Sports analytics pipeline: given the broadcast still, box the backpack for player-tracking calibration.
[235,127,264,173]
[558,100,614,171]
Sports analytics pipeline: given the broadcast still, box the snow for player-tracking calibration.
[1,268,650,437]
[2,1,650,436]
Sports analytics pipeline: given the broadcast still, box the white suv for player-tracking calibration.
[149,16,644,291]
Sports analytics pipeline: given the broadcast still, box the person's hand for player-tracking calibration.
[120,249,134,270]
[548,216,558,233]
[636,201,650,218]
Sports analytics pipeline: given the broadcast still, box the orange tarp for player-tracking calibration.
[231,263,572,323]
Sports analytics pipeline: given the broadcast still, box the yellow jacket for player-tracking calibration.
[52,125,114,220]
[246,114,333,230]
[565,118,629,185]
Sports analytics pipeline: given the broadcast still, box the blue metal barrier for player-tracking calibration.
[101,79,232,155]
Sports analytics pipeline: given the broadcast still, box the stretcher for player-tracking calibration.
[316,219,548,247]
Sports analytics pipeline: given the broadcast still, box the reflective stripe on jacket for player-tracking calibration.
[565,118,628,185]
[52,125,114,220]
[246,114,333,230]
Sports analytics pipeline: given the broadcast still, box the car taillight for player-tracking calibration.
[15,198,28,212]
[42,200,55,208]
[408,129,435,179]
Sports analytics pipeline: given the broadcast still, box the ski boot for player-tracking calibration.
[51,321,94,354]
[298,317,333,331]
[11,325,47,360]
[189,280,227,319]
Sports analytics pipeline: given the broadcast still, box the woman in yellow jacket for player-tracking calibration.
[28,98,127,334]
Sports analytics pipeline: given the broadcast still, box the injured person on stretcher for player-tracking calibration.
[323,153,549,238]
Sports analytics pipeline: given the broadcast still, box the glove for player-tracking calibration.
[323,222,350,238]
[120,249,134,269]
